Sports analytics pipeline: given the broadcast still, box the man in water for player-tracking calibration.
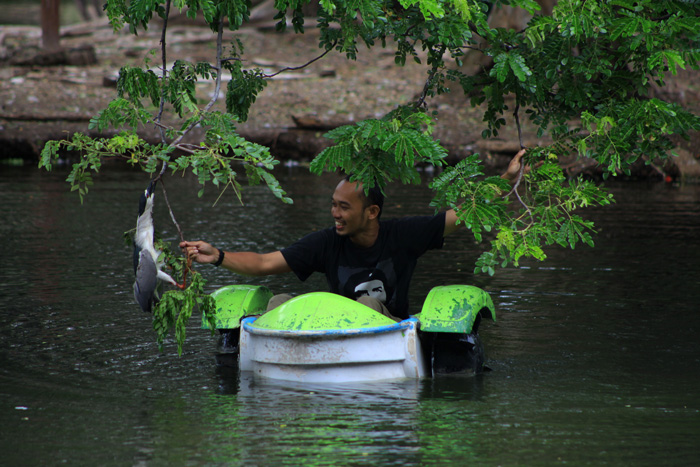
[180,149,526,320]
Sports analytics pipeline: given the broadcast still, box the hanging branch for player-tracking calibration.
[153,0,172,184]
[156,0,171,145]
[152,13,225,181]
[152,20,332,162]
[169,15,226,151]
[149,7,227,286]
[505,98,533,220]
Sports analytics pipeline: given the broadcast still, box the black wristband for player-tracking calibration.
[213,248,225,267]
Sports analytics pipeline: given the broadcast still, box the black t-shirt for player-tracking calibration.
[280,213,446,319]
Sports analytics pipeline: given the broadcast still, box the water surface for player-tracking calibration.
[1,167,698,465]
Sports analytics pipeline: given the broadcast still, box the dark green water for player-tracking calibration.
[1,166,698,465]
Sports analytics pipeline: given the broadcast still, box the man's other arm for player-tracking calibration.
[443,148,527,237]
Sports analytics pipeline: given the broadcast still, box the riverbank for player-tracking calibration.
[2,17,700,180]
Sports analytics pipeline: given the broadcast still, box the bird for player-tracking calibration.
[132,180,179,313]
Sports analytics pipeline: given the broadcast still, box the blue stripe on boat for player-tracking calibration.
[242,317,419,337]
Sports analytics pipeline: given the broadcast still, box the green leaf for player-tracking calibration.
[491,53,509,83]
[508,52,532,82]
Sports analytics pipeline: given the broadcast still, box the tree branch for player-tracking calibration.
[505,98,532,220]
[514,99,525,150]
[263,41,337,78]
[168,15,225,150]
[158,178,185,243]
[156,0,171,145]
[151,5,227,270]
[415,68,436,109]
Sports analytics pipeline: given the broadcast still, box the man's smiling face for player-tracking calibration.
[331,180,378,242]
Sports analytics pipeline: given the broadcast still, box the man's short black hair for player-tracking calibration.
[344,174,384,218]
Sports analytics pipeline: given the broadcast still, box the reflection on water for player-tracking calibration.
[1,167,699,465]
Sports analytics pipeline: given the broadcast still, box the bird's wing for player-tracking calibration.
[134,189,155,251]
[134,249,159,313]
[133,244,142,275]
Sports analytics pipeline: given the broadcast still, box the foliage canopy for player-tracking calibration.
[39,0,700,351]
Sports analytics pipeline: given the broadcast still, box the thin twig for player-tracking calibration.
[158,177,191,288]
[505,98,533,220]
[157,178,185,243]
[263,41,338,78]
[415,69,435,109]
[415,46,446,109]
[514,100,525,150]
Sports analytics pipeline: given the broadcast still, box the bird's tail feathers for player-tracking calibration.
[157,270,178,286]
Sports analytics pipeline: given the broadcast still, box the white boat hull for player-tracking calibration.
[239,317,427,383]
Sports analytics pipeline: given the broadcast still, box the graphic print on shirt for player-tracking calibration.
[354,277,386,302]
[338,259,396,307]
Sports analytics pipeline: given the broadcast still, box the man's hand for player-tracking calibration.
[501,148,528,182]
[180,240,218,265]
[445,148,533,236]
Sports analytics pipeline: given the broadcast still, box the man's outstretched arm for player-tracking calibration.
[180,240,292,276]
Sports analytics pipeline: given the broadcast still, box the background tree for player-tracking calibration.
[39,0,700,352]
[40,0,61,51]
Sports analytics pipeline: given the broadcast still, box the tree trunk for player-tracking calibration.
[41,0,61,51]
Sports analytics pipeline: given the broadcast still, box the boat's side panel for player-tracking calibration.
[239,318,426,382]
[248,332,406,365]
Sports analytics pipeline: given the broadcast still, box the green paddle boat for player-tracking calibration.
[203,284,496,383]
